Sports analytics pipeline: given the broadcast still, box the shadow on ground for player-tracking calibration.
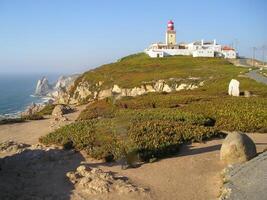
[0,148,84,200]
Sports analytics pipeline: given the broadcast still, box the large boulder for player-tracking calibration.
[228,79,240,96]
[220,132,257,164]
[52,105,73,117]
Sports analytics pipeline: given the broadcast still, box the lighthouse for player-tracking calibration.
[166,20,176,46]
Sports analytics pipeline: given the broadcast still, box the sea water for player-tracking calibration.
[0,74,59,119]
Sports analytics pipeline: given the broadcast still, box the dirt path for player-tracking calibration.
[81,134,267,200]
[0,105,87,144]
[1,110,267,200]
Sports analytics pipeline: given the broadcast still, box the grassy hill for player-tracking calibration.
[41,53,267,163]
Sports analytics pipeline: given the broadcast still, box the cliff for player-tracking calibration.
[35,74,79,99]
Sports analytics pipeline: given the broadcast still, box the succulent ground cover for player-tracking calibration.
[40,54,267,162]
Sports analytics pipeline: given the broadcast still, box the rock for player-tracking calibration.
[52,105,73,118]
[112,85,122,94]
[35,75,79,98]
[219,151,267,200]
[154,80,165,91]
[162,84,172,93]
[244,90,251,97]
[145,85,155,92]
[188,84,198,90]
[175,83,188,91]
[21,103,44,116]
[220,132,257,164]
[54,75,79,91]
[98,89,112,99]
[0,140,30,153]
[35,77,52,96]
[228,79,240,96]
[129,86,146,96]
[66,165,147,195]
[199,81,205,87]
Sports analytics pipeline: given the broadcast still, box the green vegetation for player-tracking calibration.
[70,53,249,96]
[21,114,44,121]
[36,104,56,116]
[0,118,26,125]
[40,54,267,162]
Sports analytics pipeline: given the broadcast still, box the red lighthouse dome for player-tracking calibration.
[167,20,174,31]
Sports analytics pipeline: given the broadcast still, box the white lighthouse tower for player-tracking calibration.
[166,20,176,46]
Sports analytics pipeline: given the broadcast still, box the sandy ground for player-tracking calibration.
[0,105,87,145]
[1,107,267,200]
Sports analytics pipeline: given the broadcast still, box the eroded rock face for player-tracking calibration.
[63,78,205,104]
[220,132,257,165]
[228,79,240,97]
[21,103,45,116]
[35,75,79,99]
[66,165,147,195]
[35,77,52,96]
[52,105,73,118]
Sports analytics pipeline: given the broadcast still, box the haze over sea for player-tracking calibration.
[0,74,59,119]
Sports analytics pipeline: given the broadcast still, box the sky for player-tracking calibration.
[0,0,266,75]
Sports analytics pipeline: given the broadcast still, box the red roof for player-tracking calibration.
[222,46,235,51]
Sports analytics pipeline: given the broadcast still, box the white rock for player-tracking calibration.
[175,83,188,91]
[112,85,122,94]
[228,79,240,97]
[98,89,112,99]
[162,84,172,93]
[154,80,165,91]
[145,85,155,92]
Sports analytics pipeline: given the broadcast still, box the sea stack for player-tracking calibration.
[35,77,52,96]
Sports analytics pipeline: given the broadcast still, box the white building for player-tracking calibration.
[221,46,237,59]
[145,21,237,59]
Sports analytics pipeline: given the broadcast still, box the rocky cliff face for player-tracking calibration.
[35,77,52,96]
[56,77,205,105]
[35,74,79,99]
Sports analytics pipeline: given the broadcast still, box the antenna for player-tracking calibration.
[262,45,267,65]
[252,47,257,67]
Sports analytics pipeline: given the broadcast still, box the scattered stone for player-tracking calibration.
[52,104,73,118]
[228,79,240,96]
[66,165,147,195]
[0,140,30,153]
[220,132,257,165]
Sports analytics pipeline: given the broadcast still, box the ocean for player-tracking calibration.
[0,74,59,119]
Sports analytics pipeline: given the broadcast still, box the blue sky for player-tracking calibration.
[0,0,266,74]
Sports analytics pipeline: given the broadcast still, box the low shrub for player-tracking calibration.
[40,109,218,161]
[128,119,217,161]
[78,99,116,121]
[0,118,26,125]
[22,114,44,120]
[36,104,56,116]
[181,97,267,132]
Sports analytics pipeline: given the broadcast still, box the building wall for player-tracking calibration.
[222,50,236,59]
[192,49,214,57]
[145,50,165,58]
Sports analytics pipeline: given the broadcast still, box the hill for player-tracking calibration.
[40,53,267,162]
[58,53,266,104]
